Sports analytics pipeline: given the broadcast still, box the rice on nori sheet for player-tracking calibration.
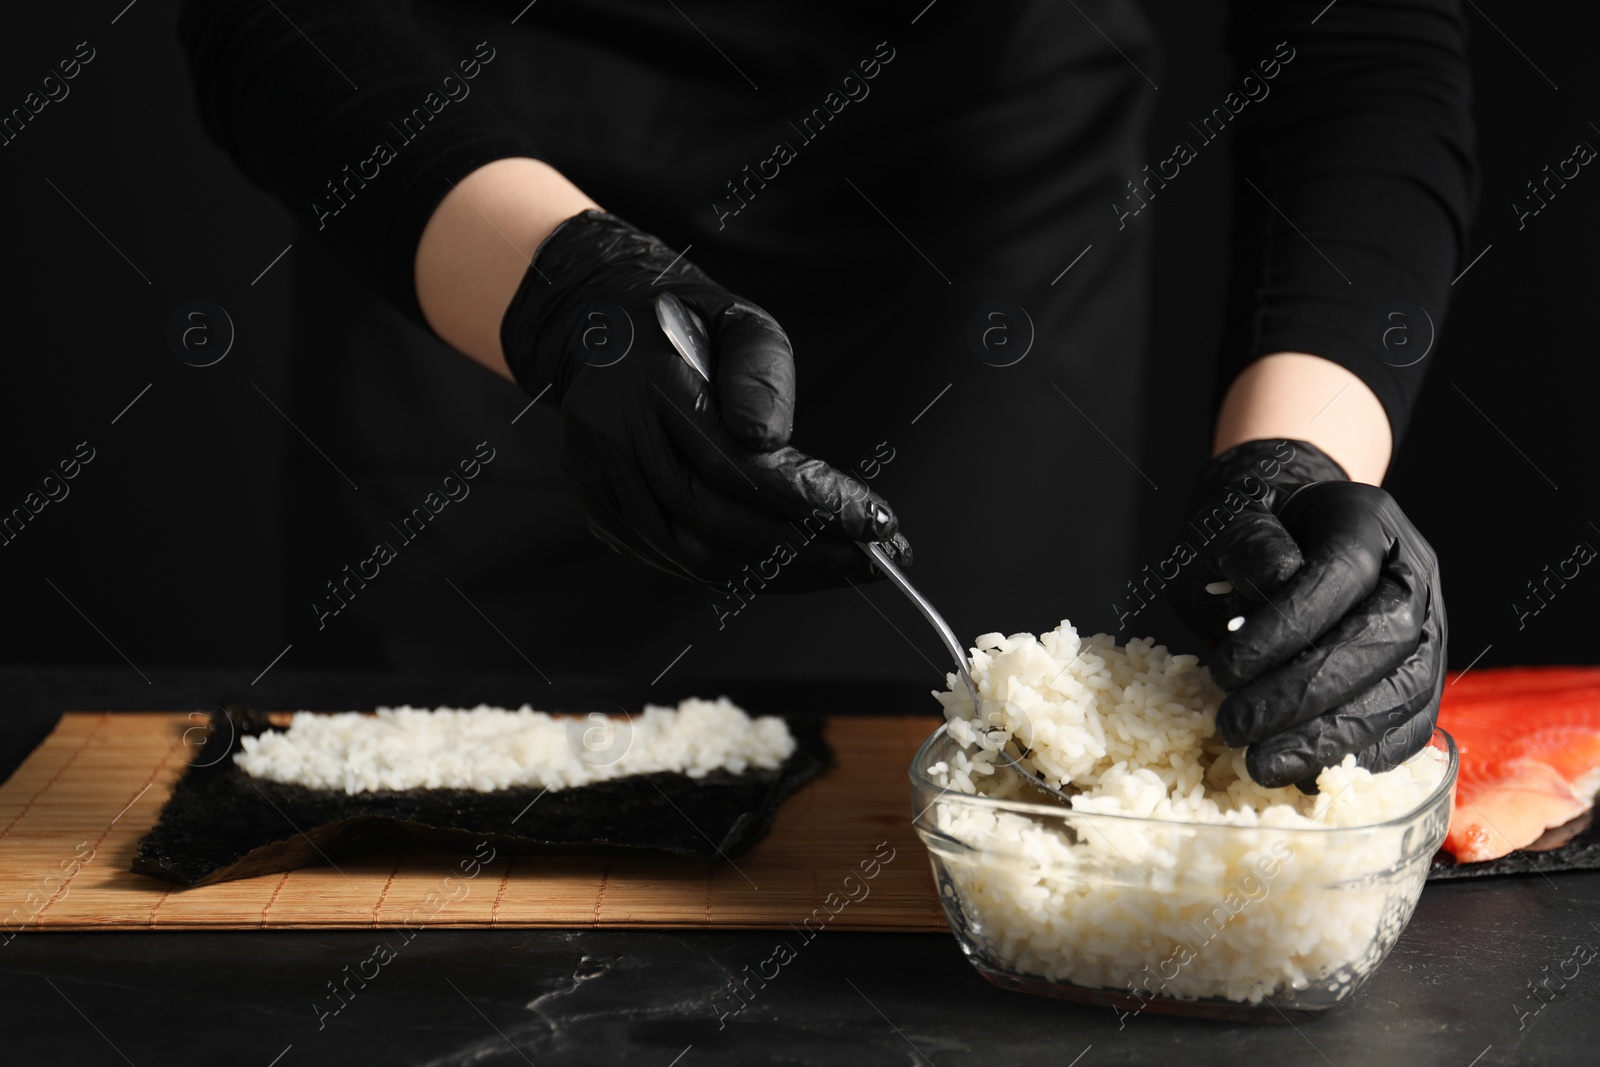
[133,700,829,887]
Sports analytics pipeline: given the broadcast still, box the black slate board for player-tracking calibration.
[132,705,832,887]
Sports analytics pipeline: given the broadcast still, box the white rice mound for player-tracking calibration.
[233,697,794,794]
[928,622,1447,1006]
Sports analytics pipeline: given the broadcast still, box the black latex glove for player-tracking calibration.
[1171,439,1446,790]
[500,210,909,590]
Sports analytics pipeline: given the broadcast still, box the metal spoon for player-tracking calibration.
[851,541,1075,805]
[654,292,1073,805]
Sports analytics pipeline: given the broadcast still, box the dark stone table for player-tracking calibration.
[2,667,1596,1067]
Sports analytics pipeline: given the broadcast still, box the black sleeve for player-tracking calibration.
[1219,0,1477,447]
[177,0,538,327]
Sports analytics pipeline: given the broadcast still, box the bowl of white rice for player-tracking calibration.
[911,622,1456,1021]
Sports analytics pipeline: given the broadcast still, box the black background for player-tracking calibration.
[0,0,1595,686]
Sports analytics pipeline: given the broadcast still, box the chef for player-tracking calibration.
[178,0,1474,789]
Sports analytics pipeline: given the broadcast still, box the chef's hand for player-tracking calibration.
[1170,439,1446,790]
[499,209,908,589]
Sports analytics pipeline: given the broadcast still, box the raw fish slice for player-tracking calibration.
[1443,667,1600,697]
[1439,677,1600,863]
[1447,756,1591,862]
[1525,807,1593,852]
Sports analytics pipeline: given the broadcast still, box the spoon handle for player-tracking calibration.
[856,542,980,714]
[856,541,1073,804]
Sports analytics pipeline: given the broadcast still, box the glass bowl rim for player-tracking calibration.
[909,722,1458,835]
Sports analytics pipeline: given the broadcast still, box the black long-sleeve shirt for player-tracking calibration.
[177,0,1475,446]
[1221,0,1476,442]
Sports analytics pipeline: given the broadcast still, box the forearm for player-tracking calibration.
[414,158,601,379]
[1213,352,1392,485]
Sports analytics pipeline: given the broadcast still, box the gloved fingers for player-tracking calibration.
[651,371,898,543]
[1243,614,1444,789]
[1177,505,1304,642]
[573,472,882,591]
[670,518,912,593]
[557,406,766,585]
[579,505,697,584]
[1216,571,1425,747]
[636,429,901,588]
[792,530,911,590]
[858,531,914,573]
[1281,686,1440,796]
[1209,489,1387,690]
[564,464,700,585]
[1351,684,1441,775]
[1206,502,1304,596]
[699,298,797,452]
[746,447,900,543]
[568,435,876,589]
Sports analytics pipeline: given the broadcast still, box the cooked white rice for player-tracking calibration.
[233,697,794,794]
[928,622,1447,1006]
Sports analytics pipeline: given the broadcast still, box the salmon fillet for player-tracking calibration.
[1439,667,1600,862]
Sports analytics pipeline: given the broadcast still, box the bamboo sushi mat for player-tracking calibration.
[0,713,948,933]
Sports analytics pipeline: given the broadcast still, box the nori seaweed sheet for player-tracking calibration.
[132,705,832,888]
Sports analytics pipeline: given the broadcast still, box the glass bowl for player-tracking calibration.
[910,724,1457,1021]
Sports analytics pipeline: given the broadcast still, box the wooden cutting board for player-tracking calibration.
[0,713,947,933]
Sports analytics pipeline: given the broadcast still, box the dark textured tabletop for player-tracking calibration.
[3,666,1597,1067]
